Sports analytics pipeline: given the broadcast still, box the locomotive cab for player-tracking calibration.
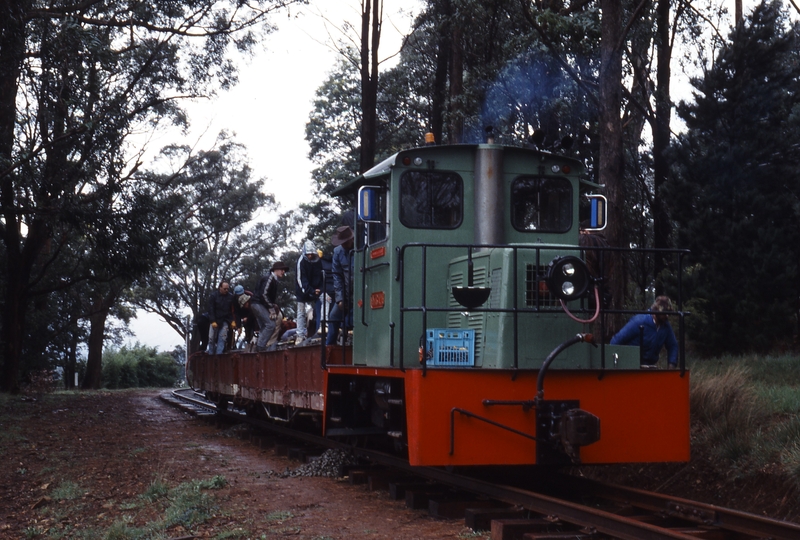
[340,142,622,370]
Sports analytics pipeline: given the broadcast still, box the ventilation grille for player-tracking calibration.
[449,269,485,361]
[526,264,560,308]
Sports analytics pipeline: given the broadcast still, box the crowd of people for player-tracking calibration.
[195,222,354,355]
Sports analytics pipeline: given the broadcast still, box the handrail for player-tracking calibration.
[395,242,690,373]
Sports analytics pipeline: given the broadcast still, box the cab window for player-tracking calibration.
[511,176,572,232]
[366,188,388,245]
[399,171,463,229]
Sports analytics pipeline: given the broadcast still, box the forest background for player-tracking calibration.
[1,0,799,393]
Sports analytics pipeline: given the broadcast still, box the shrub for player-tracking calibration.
[102,345,179,389]
[691,355,800,485]
[690,362,765,467]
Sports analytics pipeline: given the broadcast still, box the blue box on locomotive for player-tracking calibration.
[425,329,475,367]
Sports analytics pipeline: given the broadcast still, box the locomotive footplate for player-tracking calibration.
[536,400,600,465]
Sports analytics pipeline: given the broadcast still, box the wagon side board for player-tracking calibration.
[188,350,327,412]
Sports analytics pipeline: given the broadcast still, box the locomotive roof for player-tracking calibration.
[331,143,589,197]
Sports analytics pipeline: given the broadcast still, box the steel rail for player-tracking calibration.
[550,473,800,540]
[166,390,800,540]
[172,388,218,411]
[351,452,699,540]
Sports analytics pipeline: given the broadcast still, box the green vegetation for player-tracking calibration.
[102,345,180,389]
[668,2,800,354]
[140,479,169,503]
[264,510,294,522]
[50,481,84,501]
[691,355,800,485]
[103,475,228,539]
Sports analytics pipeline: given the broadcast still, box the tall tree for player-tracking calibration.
[0,0,297,393]
[597,0,629,325]
[650,0,675,293]
[667,0,800,353]
[131,138,290,347]
[359,0,383,172]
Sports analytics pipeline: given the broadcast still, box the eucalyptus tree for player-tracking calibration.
[0,0,300,393]
[303,55,364,241]
[667,0,800,353]
[303,46,433,241]
[130,137,283,349]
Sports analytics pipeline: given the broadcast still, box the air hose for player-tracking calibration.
[535,333,595,404]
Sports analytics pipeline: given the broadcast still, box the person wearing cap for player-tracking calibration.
[207,280,235,355]
[250,261,289,352]
[610,296,679,368]
[294,240,324,346]
[327,226,355,346]
[232,285,256,350]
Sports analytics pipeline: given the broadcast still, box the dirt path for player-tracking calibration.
[0,390,477,539]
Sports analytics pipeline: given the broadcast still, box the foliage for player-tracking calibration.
[105,475,228,538]
[0,0,301,392]
[130,134,292,342]
[691,355,800,483]
[667,1,800,354]
[303,55,364,241]
[101,345,180,389]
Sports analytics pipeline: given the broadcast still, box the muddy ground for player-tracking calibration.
[0,390,477,539]
[1,389,798,539]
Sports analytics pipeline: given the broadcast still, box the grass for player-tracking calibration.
[265,510,294,522]
[101,475,228,539]
[691,354,800,482]
[51,480,84,501]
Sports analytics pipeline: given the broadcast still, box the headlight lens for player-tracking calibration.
[546,256,591,301]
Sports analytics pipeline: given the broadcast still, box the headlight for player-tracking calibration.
[546,256,591,301]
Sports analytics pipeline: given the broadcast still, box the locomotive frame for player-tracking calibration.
[189,137,690,468]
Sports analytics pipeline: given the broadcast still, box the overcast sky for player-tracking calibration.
[126,1,420,351]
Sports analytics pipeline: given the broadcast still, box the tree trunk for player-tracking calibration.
[1,282,24,393]
[599,0,625,334]
[82,291,118,390]
[359,0,382,173]
[430,0,451,145]
[447,23,463,144]
[0,0,28,394]
[64,332,79,390]
[652,0,673,294]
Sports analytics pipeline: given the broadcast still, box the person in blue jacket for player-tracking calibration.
[326,225,354,346]
[610,296,678,368]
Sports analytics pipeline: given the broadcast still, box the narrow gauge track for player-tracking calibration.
[167,389,800,540]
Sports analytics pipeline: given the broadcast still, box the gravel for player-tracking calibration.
[264,449,361,478]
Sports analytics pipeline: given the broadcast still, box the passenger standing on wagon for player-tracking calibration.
[233,285,257,350]
[327,226,355,346]
[207,280,235,355]
[250,261,289,352]
[610,296,679,368]
[294,240,323,346]
[319,251,334,337]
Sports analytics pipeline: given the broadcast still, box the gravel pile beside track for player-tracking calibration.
[266,449,361,478]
